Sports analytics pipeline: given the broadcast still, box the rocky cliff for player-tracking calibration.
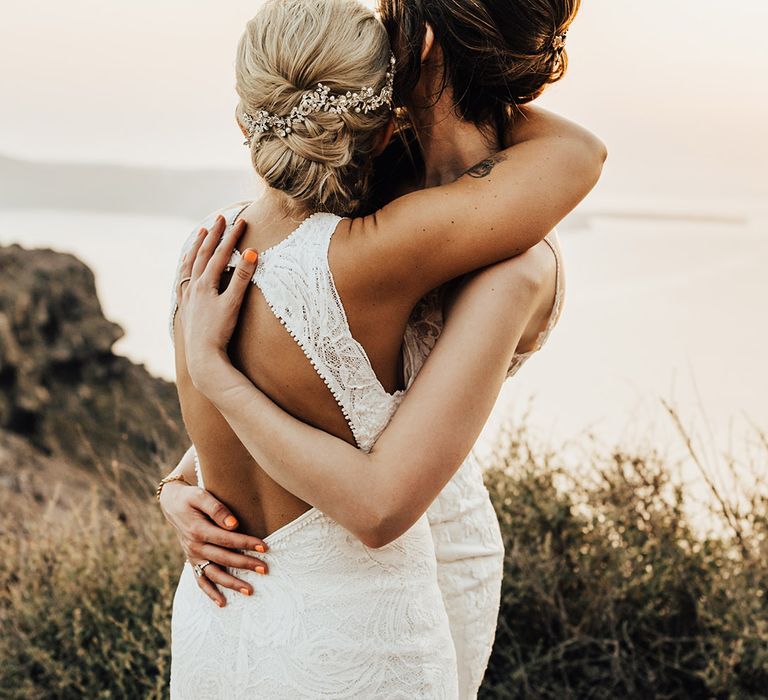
[0,244,186,495]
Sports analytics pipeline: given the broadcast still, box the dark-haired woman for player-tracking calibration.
[374,1,581,693]
[162,0,601,696]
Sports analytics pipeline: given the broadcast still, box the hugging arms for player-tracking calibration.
[161,105,605,604]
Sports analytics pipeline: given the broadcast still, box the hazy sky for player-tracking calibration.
[1,0,767,206]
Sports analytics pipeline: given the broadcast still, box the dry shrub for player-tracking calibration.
[2,419,767,698]
[481,422,768,699]
[0,481,182,699]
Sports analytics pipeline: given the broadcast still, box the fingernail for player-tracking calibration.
[256,566,266,575]
[224,515,238,528]
[254,544,266,553]
[243,249,258,265]
[216,599,225,608]
[197,228,206,238]
[239,587,252,596]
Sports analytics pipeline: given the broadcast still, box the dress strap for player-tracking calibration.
[531,231,565,352]
[240,212,404,453]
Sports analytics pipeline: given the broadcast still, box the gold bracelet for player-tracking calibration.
[155,473,191,502]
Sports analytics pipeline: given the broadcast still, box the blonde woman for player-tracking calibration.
[164,0,603,696]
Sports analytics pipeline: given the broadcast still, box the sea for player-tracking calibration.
[1,204,766,514]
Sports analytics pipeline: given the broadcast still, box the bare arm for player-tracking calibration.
[342,106,605,303]
[183,233,554,548]
[165,445,198,485]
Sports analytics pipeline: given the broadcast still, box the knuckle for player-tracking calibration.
[207,568,225,585]
[237,556,255,571]
[210,501,228,519]
[188,523,205,540]
[225,535,244,551]
[235,266,252,282]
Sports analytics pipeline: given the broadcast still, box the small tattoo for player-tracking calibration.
[463,153,507,179]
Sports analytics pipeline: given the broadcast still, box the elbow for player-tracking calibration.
[595,137,608,170]
[360,531,401,550]
[566,129,608,192]
[356,509,407,550]
[583,131,608,180]
[359,531,393,550]
[598,138,608,165]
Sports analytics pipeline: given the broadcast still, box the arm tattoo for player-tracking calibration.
[462,152,508,179]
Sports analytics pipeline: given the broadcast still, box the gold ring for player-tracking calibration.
[177,276,192,291]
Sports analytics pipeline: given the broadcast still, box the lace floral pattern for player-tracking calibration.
[170,205,457,699]
[226,212,404,453]
[172,511,458,699]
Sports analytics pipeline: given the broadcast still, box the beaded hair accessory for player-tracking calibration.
[552,32,567,55]
[241,53,396,147]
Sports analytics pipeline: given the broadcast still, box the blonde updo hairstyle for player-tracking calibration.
[236,0,393,215]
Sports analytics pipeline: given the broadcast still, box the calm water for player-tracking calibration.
[2,206,766,498]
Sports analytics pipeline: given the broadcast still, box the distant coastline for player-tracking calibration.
[1,153,762,231]
[0,153,254,220]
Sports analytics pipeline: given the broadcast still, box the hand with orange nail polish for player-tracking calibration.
[159,451,269,607]
[177,214,261,394]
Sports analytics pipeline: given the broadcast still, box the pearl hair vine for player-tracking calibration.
[241,54,396,147]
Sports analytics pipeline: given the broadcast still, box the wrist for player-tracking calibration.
[189,349,231,396]
[157,475,192,517]
[195,353,248,406]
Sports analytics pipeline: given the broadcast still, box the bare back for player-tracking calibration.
[174,203,411,538]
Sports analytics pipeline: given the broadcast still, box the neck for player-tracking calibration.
[262,187,313,222]
[409,91,499,188]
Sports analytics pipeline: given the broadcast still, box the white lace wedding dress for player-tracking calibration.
[402,234,564,699]
[169,206,458,699]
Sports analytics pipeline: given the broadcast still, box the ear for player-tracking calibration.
[372,118,396,158]
[421,22,435,64]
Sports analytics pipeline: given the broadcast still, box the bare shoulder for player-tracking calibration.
[201,200,251,228]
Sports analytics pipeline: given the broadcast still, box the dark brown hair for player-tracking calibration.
[379,0,580,136]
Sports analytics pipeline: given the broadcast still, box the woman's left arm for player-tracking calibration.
[180,218,552,548]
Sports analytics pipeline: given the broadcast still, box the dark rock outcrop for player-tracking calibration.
[0,244,186,490]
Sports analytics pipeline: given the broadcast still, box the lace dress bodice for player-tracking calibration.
[170,204,458,699]
[226,209,405,452]
[171,204,404,455]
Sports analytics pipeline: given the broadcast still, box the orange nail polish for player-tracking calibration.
[224,515,238,528]
[243,249,258,265]
[216,600,225,608]
[240,587,251,596]
[254,544,266,553]
[256,566,266,575]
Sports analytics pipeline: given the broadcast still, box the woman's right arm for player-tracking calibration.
[343,106,605,304]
